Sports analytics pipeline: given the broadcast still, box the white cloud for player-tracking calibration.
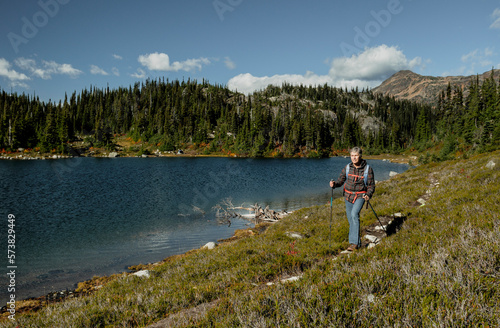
[42,60,82,78]
[138,52,170,70]
[138,52,210,72]
[112,54,123,60]
[460,48,495,74]
[90,65,108,75]
[131,68,146,79]
[0,58,30,82]
[228,72,334,95]
[9,81,30,89]
[224,57,236,70]
[461,49,478,62]
[228,45,423,95]
[461,48,494,63]
[14,58,82,79]
[15,58,49,79]
[112,67,120,76]
[329,45,421,81]
[491,8,500,29]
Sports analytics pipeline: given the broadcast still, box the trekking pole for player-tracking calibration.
[329,182,335,250]
[366,200,386,232]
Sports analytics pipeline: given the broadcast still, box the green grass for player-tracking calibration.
[3,151,500,327]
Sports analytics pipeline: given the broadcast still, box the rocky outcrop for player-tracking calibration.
[372,69,500,106]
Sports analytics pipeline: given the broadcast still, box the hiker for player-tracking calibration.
[329,147,375,251]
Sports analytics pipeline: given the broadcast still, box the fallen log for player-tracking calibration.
[213,198,289,225]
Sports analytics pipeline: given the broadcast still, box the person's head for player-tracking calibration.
[350,147,362,165]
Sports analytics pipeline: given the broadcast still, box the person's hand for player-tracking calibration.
[329,180,335,188]
[363,194,370,201]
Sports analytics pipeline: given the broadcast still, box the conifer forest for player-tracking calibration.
[1,71,499,159]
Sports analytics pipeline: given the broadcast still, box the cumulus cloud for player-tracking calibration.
[228,45,423,95]
[14,58,82,79]
[491,8,500,29]
[228,72,333,95]
[138,52,210,72]
[329,45,421,81]
[112,54,123,60]
[90,65,108,75]
[0,58,30,82]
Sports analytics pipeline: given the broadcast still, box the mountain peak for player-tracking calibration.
[372,69,500,105]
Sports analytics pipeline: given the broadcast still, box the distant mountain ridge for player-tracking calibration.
[372,69,500,105]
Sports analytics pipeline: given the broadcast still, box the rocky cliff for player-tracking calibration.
[372,69,500,106]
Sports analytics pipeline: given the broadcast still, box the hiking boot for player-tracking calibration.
[347,244,358,252]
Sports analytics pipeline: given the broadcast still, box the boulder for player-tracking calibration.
[132,270,150,278]
[285,232,304,239]
[202,242,216,250]
[364,234,379,243]
[486,160,496,170]
[108,152,119,158]
[389,171,398,177]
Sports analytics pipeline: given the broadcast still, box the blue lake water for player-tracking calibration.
[0,156,407,303]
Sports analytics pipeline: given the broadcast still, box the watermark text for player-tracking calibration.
[7,0,71,53]
[340,0,405,57]
[213,0,243,22]
[6,214,17,320]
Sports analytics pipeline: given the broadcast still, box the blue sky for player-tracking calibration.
[1,0,500,103]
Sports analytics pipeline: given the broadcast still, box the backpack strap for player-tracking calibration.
[364,165,369,186]
[344,163,370,202]
[346,164,370,186]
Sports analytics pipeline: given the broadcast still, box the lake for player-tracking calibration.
[0,156,407,303]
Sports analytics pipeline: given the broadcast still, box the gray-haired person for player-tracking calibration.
[330,147,375,251]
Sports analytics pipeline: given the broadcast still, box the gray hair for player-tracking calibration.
[350,146,362,156]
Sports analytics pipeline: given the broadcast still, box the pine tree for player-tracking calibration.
[415,107,430,144]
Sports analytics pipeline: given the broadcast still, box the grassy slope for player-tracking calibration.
[3,152,500,327]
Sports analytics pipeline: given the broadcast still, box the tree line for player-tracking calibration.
[0,72,499,158]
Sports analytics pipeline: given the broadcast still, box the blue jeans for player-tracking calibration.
[345,198,365,246]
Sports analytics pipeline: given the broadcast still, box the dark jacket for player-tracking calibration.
[334,159,375,203]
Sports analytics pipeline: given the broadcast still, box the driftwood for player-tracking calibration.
[212,198,242,226]
[212,198,288,225]
[253,204,288,223]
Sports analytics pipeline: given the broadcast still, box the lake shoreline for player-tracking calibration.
[0,150,414,164]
